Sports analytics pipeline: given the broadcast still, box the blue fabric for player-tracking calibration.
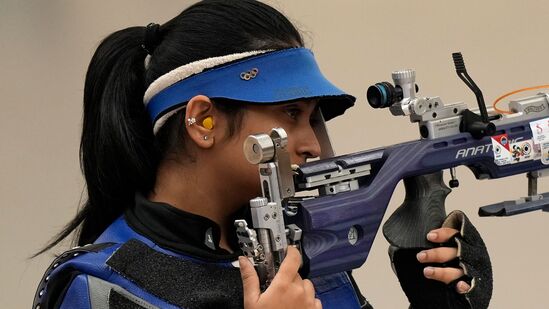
[51,243,179,309]
[59,274,90,309]
[312,272,362,309]
[51,216,360,308]
[146,48,355,124]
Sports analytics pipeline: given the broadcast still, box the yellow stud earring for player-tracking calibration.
[202,116,214,130]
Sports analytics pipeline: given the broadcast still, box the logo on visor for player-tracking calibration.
[240,68,259,81]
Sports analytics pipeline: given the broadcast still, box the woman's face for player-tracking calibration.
[212,100,321,204]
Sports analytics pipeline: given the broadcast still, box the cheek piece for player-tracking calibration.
[389,210,493,309]
[142,47,356,137]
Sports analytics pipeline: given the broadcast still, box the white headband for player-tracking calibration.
[144,50,271,134]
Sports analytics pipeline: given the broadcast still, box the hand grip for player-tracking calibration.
[383,171,451,249]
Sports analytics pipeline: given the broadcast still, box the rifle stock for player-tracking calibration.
[292,109,549,277]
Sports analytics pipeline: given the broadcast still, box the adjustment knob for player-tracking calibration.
[391,69,415,82]
[249,197,269,208]
[391,69,417,99]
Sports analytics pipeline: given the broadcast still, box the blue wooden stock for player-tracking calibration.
[295,117,545,277]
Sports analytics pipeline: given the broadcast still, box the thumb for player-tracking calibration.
[239,256,260,305]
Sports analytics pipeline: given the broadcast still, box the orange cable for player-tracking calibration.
[493,85,549,114]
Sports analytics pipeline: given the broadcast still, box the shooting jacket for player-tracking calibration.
[34,194,369,308]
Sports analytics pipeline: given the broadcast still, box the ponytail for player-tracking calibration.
[36,0,305,256]
[35,26,158,254]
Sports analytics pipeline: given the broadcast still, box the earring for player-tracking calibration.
[187,117,197,126]
[202,116,214,130]
[203,135,209,140]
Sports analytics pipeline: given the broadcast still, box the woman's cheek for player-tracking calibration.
[229,155,262,196]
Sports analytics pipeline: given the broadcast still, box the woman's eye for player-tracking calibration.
[285,108,301,120]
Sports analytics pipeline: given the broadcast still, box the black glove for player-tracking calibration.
[389,210,492,309]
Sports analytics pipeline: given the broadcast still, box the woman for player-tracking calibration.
[33,1,488,308]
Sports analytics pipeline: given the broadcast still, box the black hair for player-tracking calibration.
[36,0,303,255]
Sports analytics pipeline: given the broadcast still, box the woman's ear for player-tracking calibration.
[185,95,217,149]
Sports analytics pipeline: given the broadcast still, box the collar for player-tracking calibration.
[125,193,242,261]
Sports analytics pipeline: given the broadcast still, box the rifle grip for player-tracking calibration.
[383,171,451,249]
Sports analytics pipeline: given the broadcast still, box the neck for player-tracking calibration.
[149,159,241,252]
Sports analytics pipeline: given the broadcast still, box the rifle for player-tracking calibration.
[235,52,549,289]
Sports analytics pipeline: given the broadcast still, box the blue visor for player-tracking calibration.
[146,48,355,126]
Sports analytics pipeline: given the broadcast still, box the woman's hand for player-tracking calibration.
[239,246,322,309]
[416,227,471,294]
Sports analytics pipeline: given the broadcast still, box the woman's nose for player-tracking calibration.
[295,127,322,161]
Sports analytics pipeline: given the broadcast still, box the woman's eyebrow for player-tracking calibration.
[279,103,301,109]
[289,100,319,107]
[280,101,319,113]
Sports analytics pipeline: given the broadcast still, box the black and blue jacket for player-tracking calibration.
[33,194,370,308]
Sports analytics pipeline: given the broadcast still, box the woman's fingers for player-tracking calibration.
[426,227,459,243]
[239,256,261,306]
[417,247,458,263]
[423,228,473,295]
[241,246,322,309]
[419,235,471,294]
[456,280,471,294]
[423,266,464,284]
[303,279,315,298]
[273,246,302,284]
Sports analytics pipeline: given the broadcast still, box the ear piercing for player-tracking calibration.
[187,116,214,130]
[187,117,197,126]
[187,117,212,141]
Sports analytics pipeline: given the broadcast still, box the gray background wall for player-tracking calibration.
[1,1,548,308]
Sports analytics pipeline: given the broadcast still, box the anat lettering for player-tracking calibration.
[455,137,524,159]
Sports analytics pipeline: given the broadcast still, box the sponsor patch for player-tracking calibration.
[491,133,537,165]
[491,134,511,165]
[529,117,549,144]
[528,117,549,165]
[509,139,536,163]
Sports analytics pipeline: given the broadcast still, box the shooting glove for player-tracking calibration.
[389,210,492,309]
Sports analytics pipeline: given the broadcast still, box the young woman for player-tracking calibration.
[33,1,490,308]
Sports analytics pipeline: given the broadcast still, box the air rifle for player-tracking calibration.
[235,53,549,289]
